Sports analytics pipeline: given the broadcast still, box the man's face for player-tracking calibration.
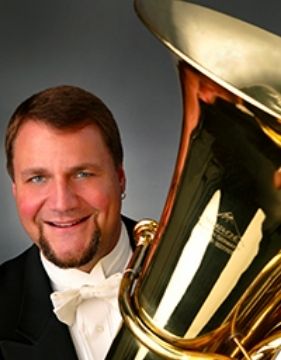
[12,120,126,272]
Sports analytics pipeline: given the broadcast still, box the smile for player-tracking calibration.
[45,216,90,228]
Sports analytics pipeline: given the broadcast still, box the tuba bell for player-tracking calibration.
[107,1,281,359]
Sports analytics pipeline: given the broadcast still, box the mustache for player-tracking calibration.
[38,209,99,225]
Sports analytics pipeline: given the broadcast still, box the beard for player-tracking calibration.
[38,224,101,269]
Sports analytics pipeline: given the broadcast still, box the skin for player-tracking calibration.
[12,120,126,272]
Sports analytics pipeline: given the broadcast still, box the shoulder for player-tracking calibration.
[0,246,39,336]
[0,245,42,310]
[0,245,39,281]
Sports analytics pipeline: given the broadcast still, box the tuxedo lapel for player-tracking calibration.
[122,215,137,250]
[0,246,77,360]
[1,319,78,360]
[17,246,54,342]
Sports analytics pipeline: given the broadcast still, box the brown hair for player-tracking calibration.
[5,85,124,179]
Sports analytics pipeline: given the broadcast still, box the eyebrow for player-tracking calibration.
[20,163,103,178]
[20,168,48,178]
[68,163,103,173]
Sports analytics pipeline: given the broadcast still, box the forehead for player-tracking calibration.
[14,119,105,145]
[13,120,112,163]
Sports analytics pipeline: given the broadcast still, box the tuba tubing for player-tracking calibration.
[107,1,281,359]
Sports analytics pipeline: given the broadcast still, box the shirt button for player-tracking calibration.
[96,324,104,333]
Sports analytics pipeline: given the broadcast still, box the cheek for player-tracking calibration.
[80,182,121,213]
[17,199,38,221]
[85,190,118,211]
[14,191,43,222]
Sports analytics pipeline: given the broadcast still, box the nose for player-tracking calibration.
[48,178,79,213]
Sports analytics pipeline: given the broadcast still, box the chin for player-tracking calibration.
[39,228,101,269]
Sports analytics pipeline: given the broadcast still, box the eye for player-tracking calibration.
[28,175,46,184]
[76,171,93,179]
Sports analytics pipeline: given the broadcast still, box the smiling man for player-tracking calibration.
[0,85,136,360]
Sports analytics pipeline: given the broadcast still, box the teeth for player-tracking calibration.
[54,222,76,228]
[49,219,81,227]
[46,216,89,228]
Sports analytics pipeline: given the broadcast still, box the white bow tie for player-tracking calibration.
[50,273,122,326]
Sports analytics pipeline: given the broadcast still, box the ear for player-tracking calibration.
[12,182,17,198]
[117,165,126,194]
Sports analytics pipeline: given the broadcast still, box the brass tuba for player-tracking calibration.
[107,1,281,359]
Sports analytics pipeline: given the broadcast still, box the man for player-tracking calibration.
[0,85,136,359]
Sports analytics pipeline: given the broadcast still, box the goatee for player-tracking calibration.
[38,225,101,269]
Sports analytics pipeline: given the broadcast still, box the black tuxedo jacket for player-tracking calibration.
[0,216,136,359]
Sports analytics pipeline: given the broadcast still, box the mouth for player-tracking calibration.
[45,215,91,229]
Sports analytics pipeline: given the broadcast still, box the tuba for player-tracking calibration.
[107,1,281,359]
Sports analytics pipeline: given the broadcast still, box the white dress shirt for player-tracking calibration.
[41,221,132,360]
